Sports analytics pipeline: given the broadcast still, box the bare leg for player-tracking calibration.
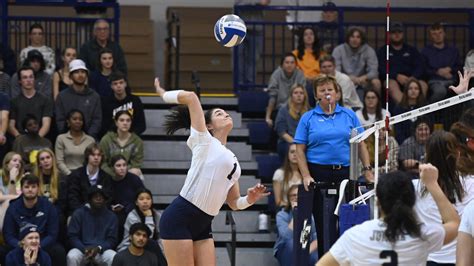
[163,239,194,266]
[193,238,216,266]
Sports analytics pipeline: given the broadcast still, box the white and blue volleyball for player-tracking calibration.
[214,14,247,48]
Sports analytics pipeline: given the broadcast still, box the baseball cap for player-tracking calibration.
[26,49,44,61]
[391,22,404,32]
[19,223,38,240]
[322,2,337,12]
[88,184,108,200]
[69,59,88,73]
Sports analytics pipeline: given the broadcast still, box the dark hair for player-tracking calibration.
[296,27,321,60]
[57,46,76,70]
[376,171,421,243]
[284,184,299,212]
[24,50,46,73]
[412,116,433,135]
[164,105,215,135]
[109,154,127,168]
[362,88,383,121]
[424,131,464,203]
[430,22,444,32]
[319,54,336,66]
[98,48,115,72]
[345,27,367,45]
[29,23,44,34]
[17,66,35,81]
[112,110,133,132]
[129,222,151,238]
[64,108,85,133]
[134,188,158,240]
[400,78,426,108]
[20,174,40,187]
[84,143,102,165]
[110,71,126,82]
[21,114,38,132]
[280,52,297,66]
[450,108,474,175]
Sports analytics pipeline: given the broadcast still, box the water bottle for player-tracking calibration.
[258,212,269,233]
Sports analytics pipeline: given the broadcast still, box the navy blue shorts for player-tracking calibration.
[159,195,214,241]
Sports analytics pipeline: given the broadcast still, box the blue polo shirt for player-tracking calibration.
[294,104,363,166]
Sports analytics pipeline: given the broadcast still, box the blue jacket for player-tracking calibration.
[68,204,118,252]
[421,44,461,80]
[3,196,58,249]
[377,43,424,79]
[5,247,52,266]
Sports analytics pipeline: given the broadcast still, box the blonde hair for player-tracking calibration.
[288,84,310,120]
[1,152,24,186]
[34,148,60,202]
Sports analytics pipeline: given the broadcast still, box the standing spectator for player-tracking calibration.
[52,47,77,101]
[265,53,306,127]
[272,144,303,208]
[319,55,363,109]
[8,66,53,139]
[19,24,55,75]
[319,1,339,54]
[55,109,95,177]
[99,110,144,177]
[0,91,9,160]
[292,27,326,80]
[55,59,102,139]
[377,22,427,104]
[67,143,112,217]
[12,115,52,165]
[101,71,146,137]
[421,22,461,103]
[80,19,127,75]
[0,42,17,76]
[67,185,117,266]
[234,0,270,86]
[2,175,66,266]
[355,89,390,127]
[89,48,115,98]
[112,223,159,266]
[274,84,309,162]
[398,117,432,174]
[5,224,52,266]
[10,50,53,99]
[332,27,381,98]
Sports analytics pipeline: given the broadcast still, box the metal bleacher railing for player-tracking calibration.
[233,5,474,92]
[0,0,120,56]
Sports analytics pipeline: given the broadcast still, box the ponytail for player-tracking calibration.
[377,171,421,243]
[164,105,191,135]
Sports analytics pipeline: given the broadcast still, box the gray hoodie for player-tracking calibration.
[332,43,379,80]
[268,66,306,108]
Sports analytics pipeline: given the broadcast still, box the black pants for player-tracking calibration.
[308,163,349,259]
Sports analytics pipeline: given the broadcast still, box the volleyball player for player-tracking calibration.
[153,78,270,265]
[316,164,460,265]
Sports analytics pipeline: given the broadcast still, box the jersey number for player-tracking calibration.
[227,163,237,180]
[380,250,398,265]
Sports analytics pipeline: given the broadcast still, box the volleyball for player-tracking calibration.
[214,14,247,47]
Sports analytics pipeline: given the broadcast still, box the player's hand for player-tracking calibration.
[449,68,474,95]
[419,163,439,187]
[247,183,270,204]
[303,176,315,191]
[154,77,166,96]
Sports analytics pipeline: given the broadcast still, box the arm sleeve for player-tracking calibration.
[332,46,343,72]
[276,211,293,241]
[421,49,437,79]
[133,98,146,135]
[423,223,445,254]
[3,207,20,248]
[366,47,379,80]
[68,211,86,252]
[119,212,139,250]
[274,107,288,137]
[411,48,425,79]
[267,70,279,101]
[55,136,71,176]
[67,171,83,213]
[129,138,144,169]
[99,136,112,175]
[41,203,59,248]
[459,202,474,235]
[100,214,118,251]
[293,113,309,144]
[55,97,66,133]
[88,97,103,139]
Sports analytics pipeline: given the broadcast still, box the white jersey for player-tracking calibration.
[413,177,474,263]
[330,219,444,266]
[180,127,241,216]
[459,198,474,236]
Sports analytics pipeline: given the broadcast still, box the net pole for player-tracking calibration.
[374,127,380,219]
[384,0,391,174]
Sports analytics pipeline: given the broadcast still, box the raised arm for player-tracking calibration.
[226,181,269,211]
[154,78,206,132]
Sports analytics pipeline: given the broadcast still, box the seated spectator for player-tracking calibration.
[355,88,390,127]
[421,22,461,103]
[112,223,159,266]
[319,55,363,110]
[0,42,17,76]
[0,91,9,160]
[67,185,117,266]
[272,144,303,208]
[0,152,23,231]
[89,48,115,98]
[265,53,306,127]
[377,21,427,104]
[2,175,66,266]
[332,27,381,98]
[117,188,167,265]
[19,23,55,75]
[12,115,52,165]
[80,19,127,75]
[392,78,427,144]
[55,59,102,139]
[398,117,432,174]
[101,71,146,137]
[5,224,52,266]
[100,110,144,177]
[364,127,399,174]
[67,143,112,217]
[274,84,309,162]
[292,27,326,80]
[8,66,53,139]
[52,47,76,100]
[274,184,317,266]
[109,155,144,238]
[0,55,11,94]
[11,49,52,99]
[55,109,95,176]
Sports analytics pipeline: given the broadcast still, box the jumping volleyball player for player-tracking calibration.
[153,78,270,265]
